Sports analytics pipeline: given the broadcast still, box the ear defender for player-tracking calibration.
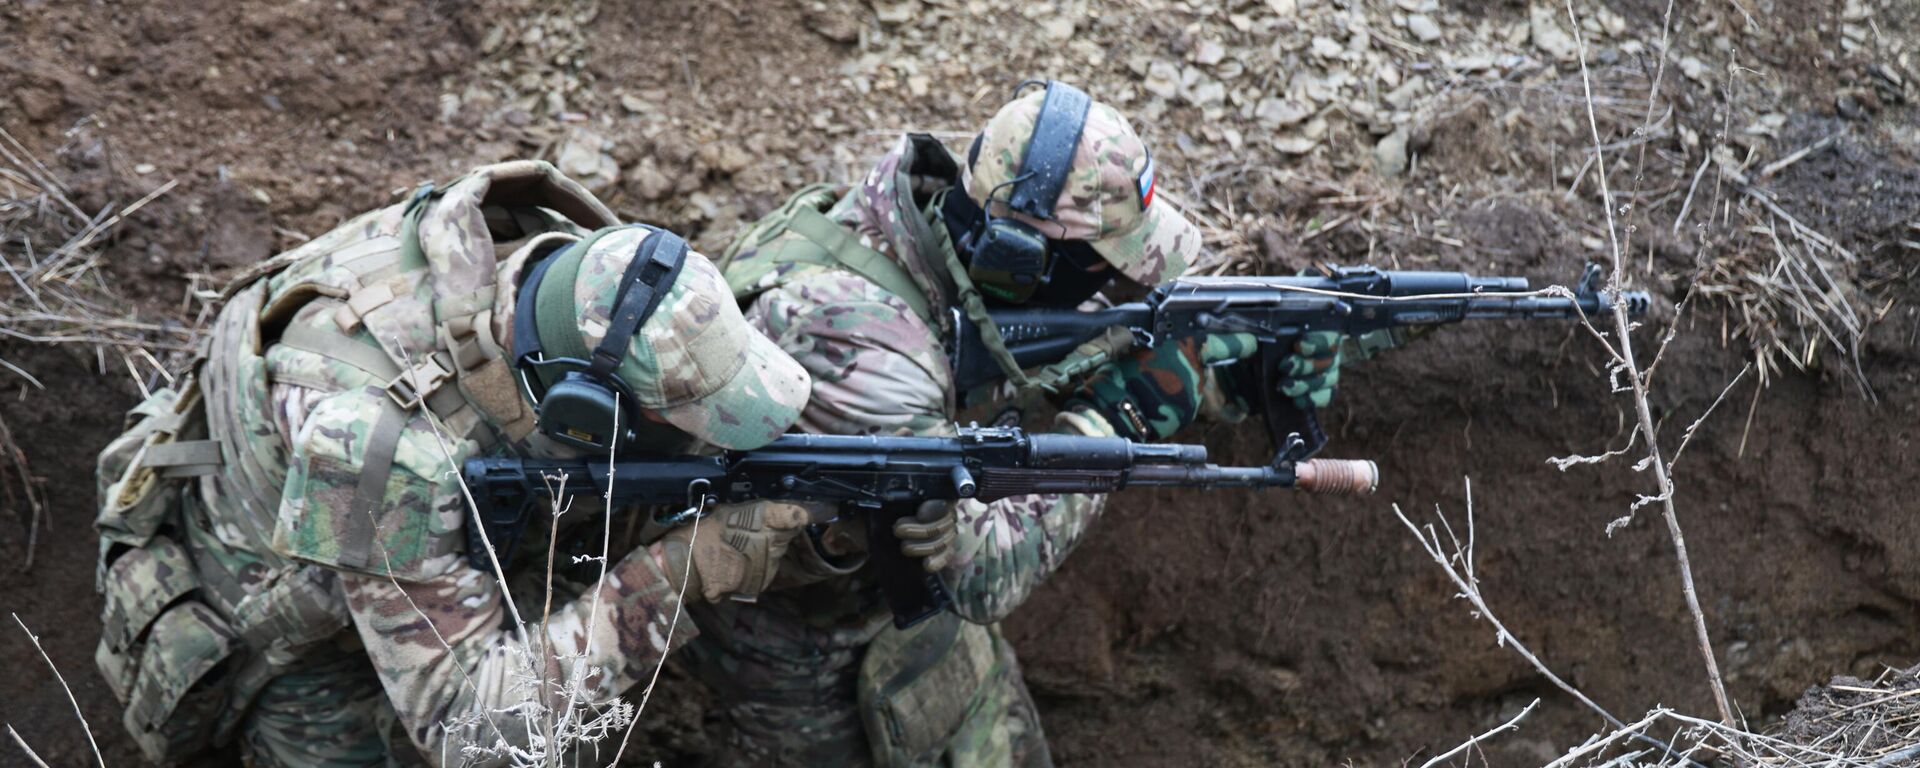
[510,226,689,455]
[965,80,1092,304]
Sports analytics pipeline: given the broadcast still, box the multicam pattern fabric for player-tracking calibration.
[720,135,1117,764]
[237,653,416,768]
[338,546,694,753]
[728,138,960,334]
[272,388,469,579]
[962,87,1198,286]
[562,226,812,450]
[99,161,744,766]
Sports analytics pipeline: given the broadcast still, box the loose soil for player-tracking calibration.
[2,0,1916,766]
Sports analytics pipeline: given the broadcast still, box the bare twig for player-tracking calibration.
[1422,698,1541,768]
[10,613,104,768]
[1565,0,1737,730]
[1760,131,1845,179]
[5,725,54,768]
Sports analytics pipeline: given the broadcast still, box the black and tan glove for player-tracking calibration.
[892,500,957,573]
[660,501,809,602]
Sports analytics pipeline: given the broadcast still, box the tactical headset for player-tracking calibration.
[955,79,1099,305]
[511,226,689,454]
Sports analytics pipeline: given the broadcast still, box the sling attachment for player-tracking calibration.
[783,207,936,327]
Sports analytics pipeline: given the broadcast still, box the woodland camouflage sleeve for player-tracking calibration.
[743,270,1114,625]
[276,388,695,758]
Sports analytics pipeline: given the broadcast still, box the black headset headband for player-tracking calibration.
[512,226,689,399]
[1005,80,1091,221]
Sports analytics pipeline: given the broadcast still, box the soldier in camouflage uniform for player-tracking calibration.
[711,85,1349,765]
[94,161,814,767]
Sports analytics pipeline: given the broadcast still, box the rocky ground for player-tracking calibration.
[2,0,1918,765]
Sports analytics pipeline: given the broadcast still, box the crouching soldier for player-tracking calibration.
[92,160,812,766]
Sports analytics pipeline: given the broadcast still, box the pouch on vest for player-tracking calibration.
[857,612,1001,766]
[94,534,237,765]
[97,384,216,555]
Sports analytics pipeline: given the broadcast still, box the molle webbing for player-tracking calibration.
[785,208,934,326]
[202,282,291,559]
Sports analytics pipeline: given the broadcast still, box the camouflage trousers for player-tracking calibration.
[238,653,425,768]
[683,596,1051,768]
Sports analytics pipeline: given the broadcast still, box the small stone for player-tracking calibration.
[1042,17,1074,40]
[620,93,653,114]
[1144,61,1181,99]
[1255,97,1311,126]
[804,5,862,43]
[873,0,917,24]
[1310,36,1345,59]
[1529,2,1578,61]
[699,142,752,175]
[1406,14,1442,43]
[1266,0,1297,16]
[133,163,157,175]
[251,188,272,205]
[907,75,931,97]
[555,127,619,193]
[1373,126,1411,177]
[1384,77,1426,110]
[628,160,673,201]
[1679,57,1708,84]
[1183,70,1226,107]
[1194,39,1226,66]
[1270,134,1319,155]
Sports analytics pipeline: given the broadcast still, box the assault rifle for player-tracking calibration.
[463,426,1377,628]
[950,263,1652,460]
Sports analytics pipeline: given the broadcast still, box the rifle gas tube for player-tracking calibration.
[462,426,1376,628]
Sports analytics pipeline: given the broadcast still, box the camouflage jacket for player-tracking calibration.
[193,164,697,758]
[727,136,1116,625]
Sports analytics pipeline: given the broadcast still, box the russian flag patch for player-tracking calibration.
[1136,153,1156,210]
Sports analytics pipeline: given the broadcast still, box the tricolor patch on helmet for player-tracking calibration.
[1136,153,1156,210]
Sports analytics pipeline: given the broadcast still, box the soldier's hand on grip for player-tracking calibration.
[1069,333,1257,441]
[893,500,956,572]
[661,501,809,602]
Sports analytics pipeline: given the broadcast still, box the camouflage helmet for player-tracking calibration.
[961,85,1198,285]
[526,226,810,450]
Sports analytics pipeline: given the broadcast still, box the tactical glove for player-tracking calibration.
[660,500,809,602]
[1068,333,1258,441]
[892,500,957,573]
[1277,330,1345,410]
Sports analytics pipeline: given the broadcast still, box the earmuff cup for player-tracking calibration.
[536,371,631,453]
[511,226,690,455]
[966,221,1050,303]
[963,80,1094,305]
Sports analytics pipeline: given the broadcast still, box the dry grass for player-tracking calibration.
[0,123,198,376]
